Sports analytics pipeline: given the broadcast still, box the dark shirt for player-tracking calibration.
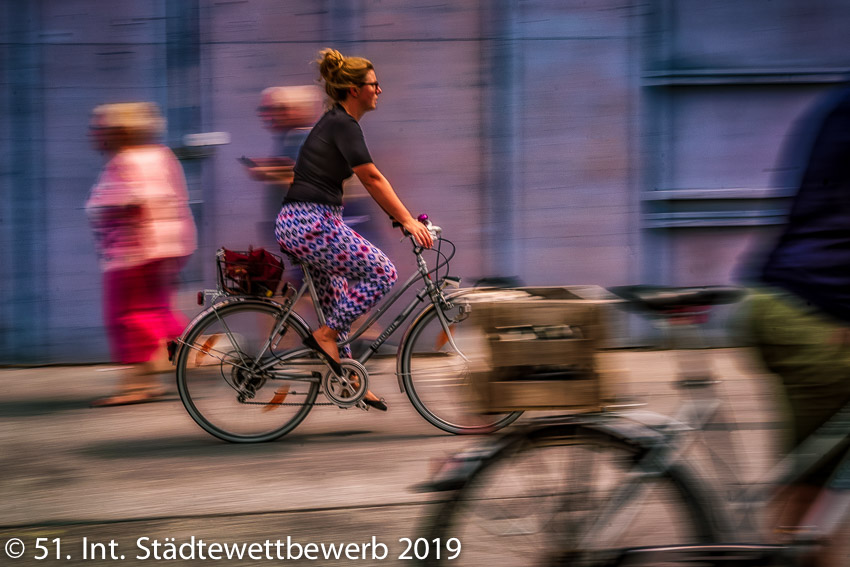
[285,105,372,207]
[273,128,310,162]
[762,89,850,322]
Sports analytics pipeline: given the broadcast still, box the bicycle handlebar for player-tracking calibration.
[391,214,443,242]
[390,214,455,279]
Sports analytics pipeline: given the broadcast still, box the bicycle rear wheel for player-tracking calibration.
[421,421,721,566]
[176,300,319,443]
[399,302,522,435]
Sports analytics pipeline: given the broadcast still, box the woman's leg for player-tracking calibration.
[277,203,398,355]
[277,203,396,405]
[311,270,351,357]
[312,216,397,333]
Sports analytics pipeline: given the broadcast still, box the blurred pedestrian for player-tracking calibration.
[276,48,433,411]
[86,102,197,407]
[242,85,321,248]
[745,87,850,567]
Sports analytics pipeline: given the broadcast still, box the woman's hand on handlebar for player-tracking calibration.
[402,218,434,249]
[392,216,434,248]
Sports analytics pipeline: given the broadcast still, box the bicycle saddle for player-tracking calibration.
[279,247,310,269]
[608,285,746,313]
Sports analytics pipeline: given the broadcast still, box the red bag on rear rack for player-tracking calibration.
[217,247,284,297]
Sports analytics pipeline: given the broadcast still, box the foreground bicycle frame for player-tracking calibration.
[170,223,523,442]
[420,400,850,565]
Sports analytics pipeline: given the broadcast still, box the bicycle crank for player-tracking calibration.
[321,359,369,408]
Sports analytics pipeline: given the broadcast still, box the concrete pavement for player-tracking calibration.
[0,349,790,565]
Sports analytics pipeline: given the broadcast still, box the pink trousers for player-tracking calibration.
[103,257,188,364]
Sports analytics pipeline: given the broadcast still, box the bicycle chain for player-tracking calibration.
[240,390,341,407]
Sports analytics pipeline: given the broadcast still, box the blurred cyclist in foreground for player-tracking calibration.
[746,87,850,567]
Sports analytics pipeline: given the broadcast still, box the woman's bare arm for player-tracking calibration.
[353,162,433,248]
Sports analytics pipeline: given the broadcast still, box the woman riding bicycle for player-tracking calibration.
[275,48,433,412]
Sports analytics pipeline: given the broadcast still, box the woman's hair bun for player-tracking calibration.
[319,48,345,79]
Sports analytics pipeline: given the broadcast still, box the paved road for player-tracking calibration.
[0,349,794,565]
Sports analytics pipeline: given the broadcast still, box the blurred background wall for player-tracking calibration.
[2,0,849,363]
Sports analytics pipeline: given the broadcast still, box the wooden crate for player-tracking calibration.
[471,370,603,412]
[468,287,618,413]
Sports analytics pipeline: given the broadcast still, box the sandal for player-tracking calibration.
[303,334,343,376]
[363,396,388,412]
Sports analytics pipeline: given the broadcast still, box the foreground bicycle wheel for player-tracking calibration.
[176,300,319,443]
[399,302,522,435]
[421,422,720,566]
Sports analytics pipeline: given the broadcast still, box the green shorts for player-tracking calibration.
[747,287,850,448]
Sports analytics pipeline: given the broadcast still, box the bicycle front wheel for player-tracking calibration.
[421,422,720,566]
[399,302,522,435]
[176,300,319,443]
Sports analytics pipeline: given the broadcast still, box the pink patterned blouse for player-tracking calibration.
[86,145,197,272]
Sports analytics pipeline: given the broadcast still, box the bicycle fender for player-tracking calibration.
[171,297,310,363]
[605,409,695,436]
[576,415,674,450]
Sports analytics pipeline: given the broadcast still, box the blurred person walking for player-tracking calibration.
[275,48,433,411]
[244,85,321,183]
[86,102,197,407]
[242,85,321,309]
[241,86,321,248]
[746,87,850,567]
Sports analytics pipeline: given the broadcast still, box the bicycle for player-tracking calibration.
[416,285,850,566]
[170,215,523,443]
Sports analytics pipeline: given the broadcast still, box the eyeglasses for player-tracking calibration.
[360,82,380,89]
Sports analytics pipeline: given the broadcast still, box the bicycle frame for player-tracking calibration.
[582,410,850,565]
[558,375,850,564]
[576,345,850,549]
[741,402,850,538]
[288,239,466,392]
[623,319,850,539]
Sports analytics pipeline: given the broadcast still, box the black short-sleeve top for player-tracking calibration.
[284,105,373,207]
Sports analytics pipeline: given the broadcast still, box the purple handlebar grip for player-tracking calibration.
[417,214,429,223]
